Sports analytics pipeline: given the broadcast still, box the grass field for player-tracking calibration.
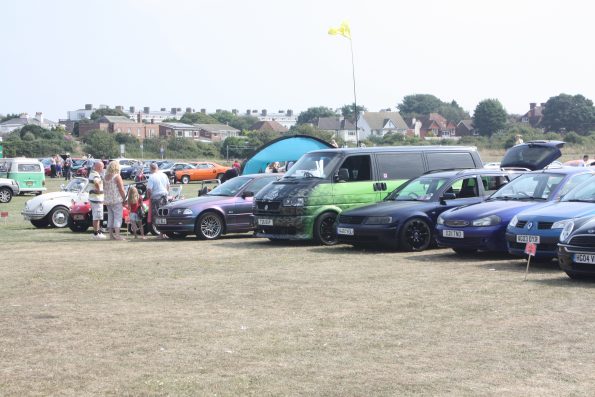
[1,171,594,396]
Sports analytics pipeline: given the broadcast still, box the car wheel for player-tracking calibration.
[181,175,190,184]
[0,187,12,203]
[196,212,223,240]
[49,205,70,228]
[400,218,432,251]
[314,211,338,246]
[68,216,90,232]
[165,232,188,239]
[453,248,477,255]
[30,217,50,228]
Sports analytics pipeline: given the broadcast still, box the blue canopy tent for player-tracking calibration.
[242,135,333,175]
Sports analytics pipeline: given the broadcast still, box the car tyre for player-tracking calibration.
[0,187,13,203]
[400,218,432,251]
[181,175,190,184]
[196,212,224,240]
[314,211,338,246]
[165,232,188,239]
[49,205,70,228]
[68,216,90,232]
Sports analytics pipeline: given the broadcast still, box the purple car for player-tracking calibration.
[154,174,281,239]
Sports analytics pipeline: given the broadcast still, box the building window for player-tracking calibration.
[137,128,141,136]
[117,128,121,132]
[127,128,131,133]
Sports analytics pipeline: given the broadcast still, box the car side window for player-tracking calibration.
[376,152,424,180]
[445,177,479,198]
[426,152,476,171]
[18,164,41,172]
[337,155,372,182]
[481,175,509,195]
[557,173,594,197]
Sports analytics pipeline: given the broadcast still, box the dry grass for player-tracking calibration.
[1,174,595,396]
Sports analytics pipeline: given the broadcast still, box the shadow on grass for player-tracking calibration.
[530,275,595,288]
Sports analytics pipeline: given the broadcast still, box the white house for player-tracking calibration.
[0,113,60,135]
[357,111,409,140]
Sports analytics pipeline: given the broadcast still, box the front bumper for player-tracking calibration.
[505,228,561,258]
[558,244,595,275]
[253,214,313,240]
[152,216,196,233]
[21,210,48,221]
[435,224,507,252]
[336,223,398,246]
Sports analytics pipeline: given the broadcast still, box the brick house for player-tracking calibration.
[194,124,240,142]
[159,122,202,139]
[78,116,158,140]
[519,102,545,127]
[456,119,476,137]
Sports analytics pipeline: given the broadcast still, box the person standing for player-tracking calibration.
[88,160,106,239]
[63,154,72,181]
[50,155,56,178]
[103,161,127,240]
[147,162,170,239]
[583,154,590,167]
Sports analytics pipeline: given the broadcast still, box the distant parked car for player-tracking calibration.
[558,216,595,279]
[0,178,20,203]
[483,162,501,169]
[175,162,230,184]
[154,174,279,239]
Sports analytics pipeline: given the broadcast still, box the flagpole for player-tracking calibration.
[349,38,359,147]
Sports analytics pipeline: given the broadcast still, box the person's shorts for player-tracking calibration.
[90,202,103,221]
[130,212,141,223]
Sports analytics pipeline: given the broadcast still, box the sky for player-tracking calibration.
[1,0,594,122]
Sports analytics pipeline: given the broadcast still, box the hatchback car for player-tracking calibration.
[336,169,512,251]
[557,216,595,279]
[155,174,280,239]
[506,173,595,259]
[436,167,593,255]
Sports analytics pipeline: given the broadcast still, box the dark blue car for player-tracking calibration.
[436,167,594,255]
[506,173,595,259]
[336,169,512,251]
[558,216,595,279]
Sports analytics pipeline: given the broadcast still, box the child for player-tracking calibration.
[126,186,146,239]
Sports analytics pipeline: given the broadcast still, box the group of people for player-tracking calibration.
[49,154,74,180]
[88,160,170,241]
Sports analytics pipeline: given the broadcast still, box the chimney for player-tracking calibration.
[151,118,154,124]
[200,108,206,114]
[137,113,141,123]
[278,110,284,114]
[85,104,93,110]
[246,109,251,115]
[115,105,123,112]
[540,102,546,108]
[20,113,29,119]
[287,109,293,117]
[176,108,181,112]
[261,109,267,116]
[252,109,258,114]
[35,112,43,123]
[529,102,536,117]
[144,107,150,114]
[129,106,135,113]
[171,107,177,114]
[185,107,192,113]
[160,107,166,111]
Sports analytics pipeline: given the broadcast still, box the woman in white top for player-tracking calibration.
[104,160,127,240]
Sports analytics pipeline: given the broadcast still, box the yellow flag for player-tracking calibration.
[328,21,351,39]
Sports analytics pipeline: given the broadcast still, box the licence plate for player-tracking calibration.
[516,235,540,244]
[442,229,464,238]
[337,227,354,236]
[257,218,273,226]
[73,215,85,220]
[26,181,33,186]
[574,253,595,264]
[155,217,167,225]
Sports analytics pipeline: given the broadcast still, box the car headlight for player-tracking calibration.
[282,197,305,207]
[182,208,193,215]
[472,215,501,227]
[437,214,444,225]
[363,216,393,225]
[552,219,571,229]
[509,215,518,228]
[559,220,575,242]
[36,204,45,213]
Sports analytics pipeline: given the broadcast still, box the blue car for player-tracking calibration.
[436,167,594,255]
[557,216,595,279]
[336,169,512,251]
[506,173,595,259]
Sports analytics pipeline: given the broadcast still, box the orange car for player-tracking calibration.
[175,162,230,184]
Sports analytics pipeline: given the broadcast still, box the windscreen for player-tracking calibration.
[490,173,564,200]
[208,176,251,197]
[561,175,595,203]
[283,152,341,179]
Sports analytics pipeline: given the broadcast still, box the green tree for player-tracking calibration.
[296,107,336,125]
[0,113,20,123]
[83,130,119,158]
[398,94,443,118]
[473,99,507,136]
[179,112,218,124]
[341,103,366,119]
[90,108,129,121]
[541,94,595,135]
[210,111,259,131]
[287,124,334,142]
[436,100,469,123]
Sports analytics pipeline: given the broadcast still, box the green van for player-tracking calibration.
[0,158,46,195]
[253,146,483,244]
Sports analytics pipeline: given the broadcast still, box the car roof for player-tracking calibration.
[309,146,479,155]
[420,169,508,178]
[524,167,595,175]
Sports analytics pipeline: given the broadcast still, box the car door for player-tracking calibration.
[192,163,217,181]
[436,176,484,218]
[332,154,380,210]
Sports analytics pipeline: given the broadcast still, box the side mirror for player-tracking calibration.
[440,192,456,204]
[242,191,254,199]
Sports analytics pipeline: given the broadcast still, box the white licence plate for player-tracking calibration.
[258,218,273,226]
[574,253,595,264]
[155,217,167,225]
[442,229,464,238]
[73,215,85,220]
[516,235,540,244]
[337,227,354,236]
